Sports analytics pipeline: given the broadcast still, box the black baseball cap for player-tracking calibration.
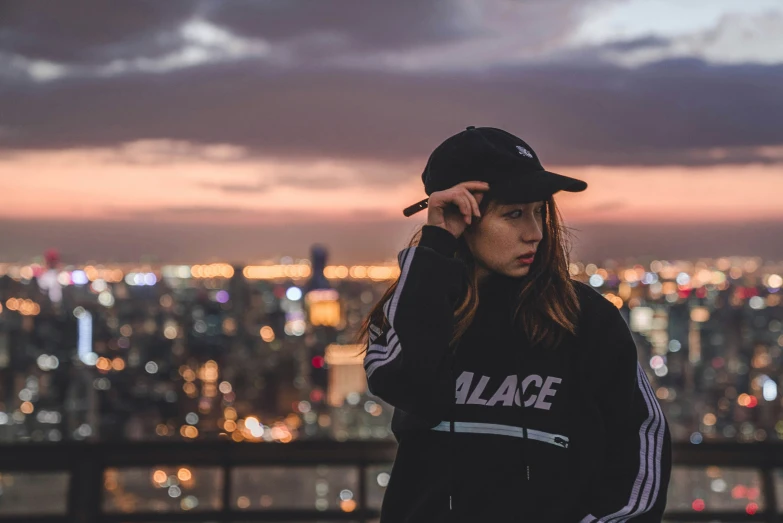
[403,126,588,217]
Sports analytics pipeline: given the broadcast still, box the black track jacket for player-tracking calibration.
[364,225,671,522]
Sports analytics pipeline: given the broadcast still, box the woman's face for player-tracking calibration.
[463,199,546,280]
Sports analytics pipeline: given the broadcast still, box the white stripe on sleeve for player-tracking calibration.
[364,247,417,377]
[597,363,664,523]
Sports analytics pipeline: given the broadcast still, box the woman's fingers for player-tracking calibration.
[454,195,473,224]
[426,181,489,234]
[459,181,491,192]
[457,181,488,219]
[461,187,481,218]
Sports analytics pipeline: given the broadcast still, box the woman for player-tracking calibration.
[359,126,671,521]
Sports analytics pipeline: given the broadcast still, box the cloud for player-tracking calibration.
[0,1,781,170]
[674,11,783,65]
[107,140,249,164]
[0,17,275,82]
[599,35,670,52]
[201,163,391,194]
[208,0,472,54]
[2,56,782,168]
[201,181,270,194]
[132,205,256,215]
[202,171,350,194]
[588,200,628,213]
[0,0,593,80]
[592,11,783,67]
[0,0,194,65]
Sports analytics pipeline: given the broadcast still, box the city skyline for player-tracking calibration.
[2,246,782,448]
[1,0,782,262]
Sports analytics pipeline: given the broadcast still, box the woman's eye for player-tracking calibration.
[506,208,544,219]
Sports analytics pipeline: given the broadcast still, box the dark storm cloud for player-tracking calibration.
[208,0,469,52]
[0,0,781,174]
[1,57,782,173]
[600,35,670,52]
[0,0,193,64]
[0,0,472,66]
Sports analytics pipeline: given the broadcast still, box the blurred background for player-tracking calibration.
[1,0,782,521]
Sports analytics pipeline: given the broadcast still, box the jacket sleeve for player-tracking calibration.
[364,225,466,418]
[577,303,672,523]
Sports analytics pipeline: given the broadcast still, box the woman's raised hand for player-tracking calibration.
[426,181,490,238]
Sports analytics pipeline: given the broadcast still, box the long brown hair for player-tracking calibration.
[355,194,581,351]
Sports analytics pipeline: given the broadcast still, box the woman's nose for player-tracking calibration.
[521,223,544,243]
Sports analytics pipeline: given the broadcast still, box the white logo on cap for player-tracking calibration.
[516,145,533,158]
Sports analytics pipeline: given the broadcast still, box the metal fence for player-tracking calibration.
[0,440,782,522]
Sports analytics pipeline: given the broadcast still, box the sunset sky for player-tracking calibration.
[1,0,782,264]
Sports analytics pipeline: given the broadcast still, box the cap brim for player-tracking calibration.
[490,170,587,204]
[402,170,587,216]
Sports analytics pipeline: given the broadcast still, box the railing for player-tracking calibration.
[668,442,782,522]
[0,441,782,522]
